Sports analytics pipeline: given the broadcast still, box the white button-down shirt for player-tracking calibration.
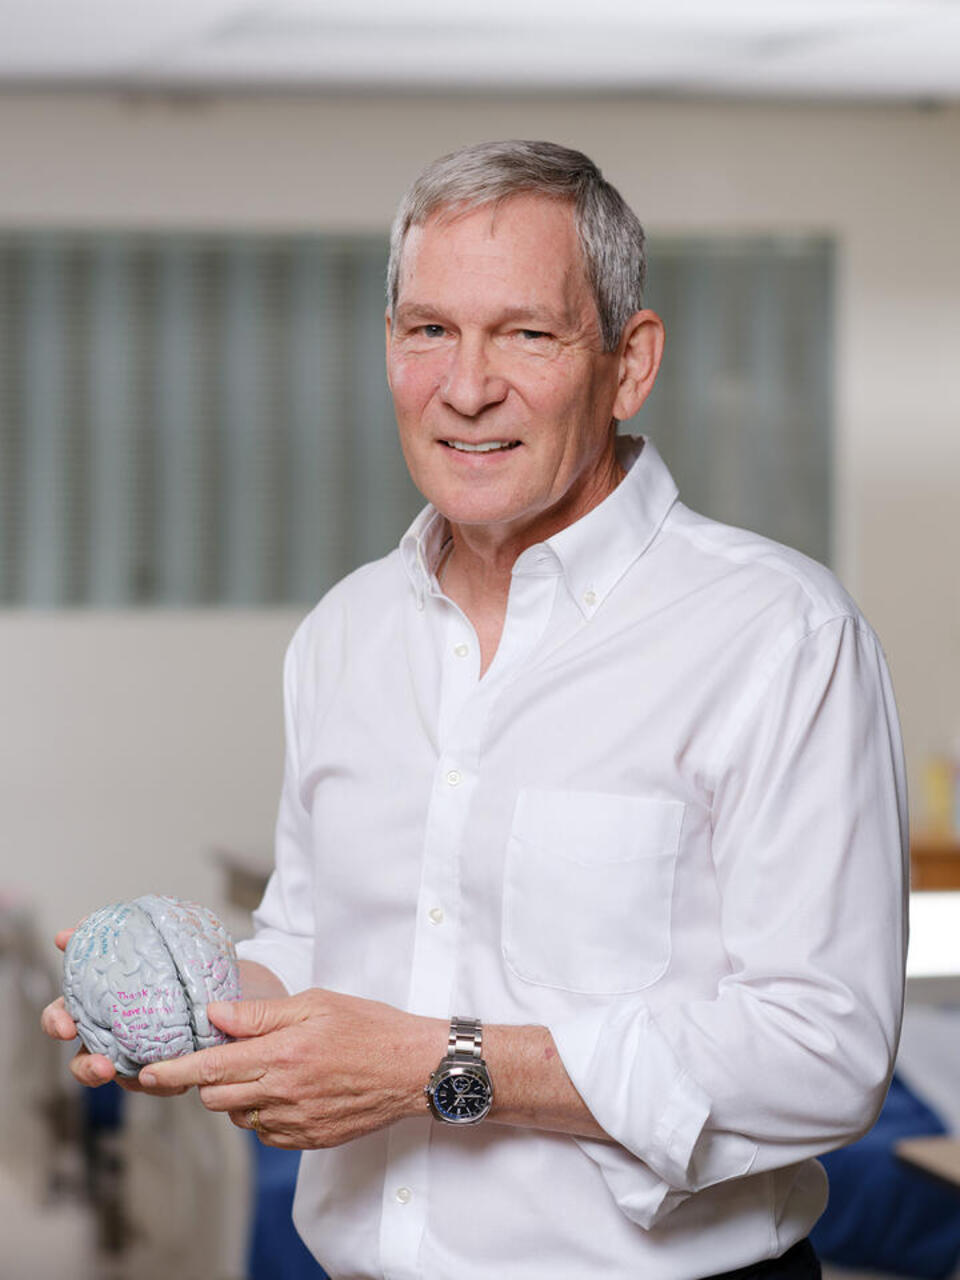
[239,436,908,1280]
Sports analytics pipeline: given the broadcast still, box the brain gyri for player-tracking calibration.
[62,894,240,1076]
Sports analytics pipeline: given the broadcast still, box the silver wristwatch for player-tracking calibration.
[425,1016,494,1125]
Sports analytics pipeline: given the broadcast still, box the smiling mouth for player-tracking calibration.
[442,439,521,453]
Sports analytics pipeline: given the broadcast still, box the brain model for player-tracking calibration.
[62,894,240,1077]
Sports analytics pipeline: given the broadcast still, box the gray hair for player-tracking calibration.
[386,139,647,353]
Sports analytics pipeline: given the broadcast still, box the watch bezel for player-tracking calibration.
[426,1058,494,1125]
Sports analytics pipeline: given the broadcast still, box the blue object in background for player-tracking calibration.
[84,1076,125,1131]
[248,1137,329,1279]
[812,1074,960,1279]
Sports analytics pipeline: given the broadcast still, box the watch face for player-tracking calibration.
[432,1064,492,1123]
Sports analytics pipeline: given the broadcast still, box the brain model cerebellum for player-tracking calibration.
[62,894,241,1077]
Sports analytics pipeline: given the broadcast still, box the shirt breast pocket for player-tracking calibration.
[502,789,684,995]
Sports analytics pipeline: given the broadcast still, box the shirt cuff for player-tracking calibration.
[236,930,314,996]
[550,1001,711,1190]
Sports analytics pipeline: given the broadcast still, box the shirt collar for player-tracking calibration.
[531,435,679,618]
[399,435,678,617]
[400,504,451,609]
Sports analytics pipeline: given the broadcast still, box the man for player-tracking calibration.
[44,141,907,1279]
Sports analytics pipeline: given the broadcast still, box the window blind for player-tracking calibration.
[0,231,831,606]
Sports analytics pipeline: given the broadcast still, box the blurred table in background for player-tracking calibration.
[912,834,960,891]
[897,1136,960,1191]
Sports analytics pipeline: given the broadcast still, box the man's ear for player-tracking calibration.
[384,309,393,390]
[611,310,665,422]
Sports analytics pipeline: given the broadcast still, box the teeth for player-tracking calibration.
[446,440,517,453]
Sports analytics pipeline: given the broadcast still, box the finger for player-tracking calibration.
[67,1046,189,1095]
[54,927,76,953]
[199,1083,262,1114]
[207,994,305,1039]
[41,996,77,1041]
[70,1048,118,1088]
[225,1105,301,1149]
[139,1041,264,1092]
[227,1105,267,1137]
[122,1073,189,1098]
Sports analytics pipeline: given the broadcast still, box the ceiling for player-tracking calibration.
[2,0,960,101]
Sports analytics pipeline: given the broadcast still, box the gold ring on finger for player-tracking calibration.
[248,1107,261,1134]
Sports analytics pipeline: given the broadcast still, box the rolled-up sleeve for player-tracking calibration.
[550,615,908,1229]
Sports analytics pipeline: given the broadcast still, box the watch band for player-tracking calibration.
[447,1016,483,1059]
[425,1015,493,1124]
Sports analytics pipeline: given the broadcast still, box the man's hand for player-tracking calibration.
[42,928,607,1143]
[138,989,447,1149]
[40,932,286,1098]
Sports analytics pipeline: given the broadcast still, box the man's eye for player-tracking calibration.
[421,324,446,338]
[520,329,549,341]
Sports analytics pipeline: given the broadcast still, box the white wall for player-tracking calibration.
[0,610,298,947]
[0,91,958,945]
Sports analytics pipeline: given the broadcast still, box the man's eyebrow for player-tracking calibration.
[393,303,442,324]
[394,302,575,329]
[495,305,572,330]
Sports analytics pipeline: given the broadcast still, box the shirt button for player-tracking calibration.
[583,589,597,607]
[428,906,444,925]
[453,642,469,658]
[446,769,462,787]
[395,1186,412,1205]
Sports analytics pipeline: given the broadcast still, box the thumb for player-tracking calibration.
[55,927,77,953]
[207,994,301,1038]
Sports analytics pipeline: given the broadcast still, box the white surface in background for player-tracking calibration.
[0,0,959,98]
[907,892,960,979]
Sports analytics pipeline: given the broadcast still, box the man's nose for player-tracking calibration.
[439,337,508,417]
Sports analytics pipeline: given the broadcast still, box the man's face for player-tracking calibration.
[386,194,629,548]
